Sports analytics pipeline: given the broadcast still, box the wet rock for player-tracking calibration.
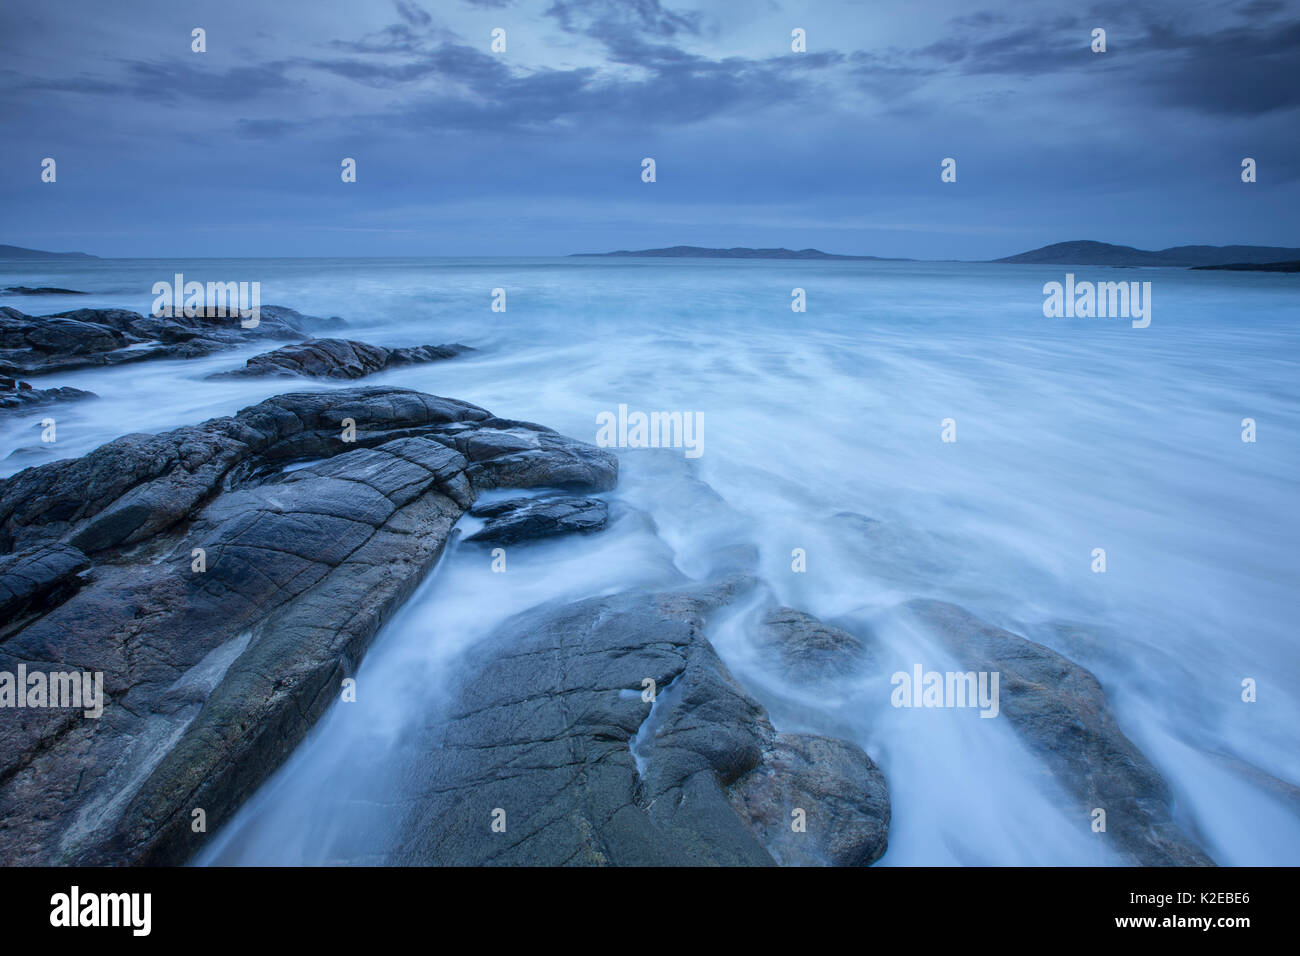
[212,338,473,380]
[902,599,1213,865]
[756,606,870,684]
[464,494,607,545]
[390,581,889,866]
[0,385,616,865]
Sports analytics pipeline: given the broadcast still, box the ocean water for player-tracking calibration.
[2,257,1297,865]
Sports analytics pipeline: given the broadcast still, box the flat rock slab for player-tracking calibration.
[213,338,474,380]
[0,385,615,865]
[464,493,608,545]
[389,580,890,866]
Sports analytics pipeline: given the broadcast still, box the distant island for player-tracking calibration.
[1190,260,1300,273]
[992,240,1300,267]
[0,243,98,260]
[569,241,1300,268]
[569,245,906,261]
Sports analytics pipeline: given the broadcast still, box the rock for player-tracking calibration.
[464,493,607,545]
[212,338,473,380]
[0,304,343,376]
[0,385,616,865]
[756,606,870,684]
[388,581,889,866]
[0,379,97,413]
[902,599,1213,865]
[2,287,88,295]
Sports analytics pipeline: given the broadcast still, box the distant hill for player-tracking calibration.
[994,241,1300,267]
[569,245,904,261]
[0,244,98,260]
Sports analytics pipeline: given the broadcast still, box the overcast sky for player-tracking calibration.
[1,0,1296,258]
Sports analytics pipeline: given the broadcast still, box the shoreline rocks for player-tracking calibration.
[0,386,616,865]
[0,304,344,376]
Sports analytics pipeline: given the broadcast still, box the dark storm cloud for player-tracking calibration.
[907,2,1300,116]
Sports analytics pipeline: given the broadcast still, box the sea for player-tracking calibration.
[2,256,1297,865]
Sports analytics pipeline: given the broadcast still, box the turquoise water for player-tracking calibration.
[3,257,1297,864]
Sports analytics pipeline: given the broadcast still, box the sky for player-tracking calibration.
[0,0,1297,258]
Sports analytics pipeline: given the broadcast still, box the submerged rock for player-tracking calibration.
[0,303,343,376]
[902,599,1213,865]
[464,493,608,545]
[390,581,889,866]
[0,386,616,865]
[212,338,473,380]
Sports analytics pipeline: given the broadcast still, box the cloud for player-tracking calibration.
[544,0,703,40]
